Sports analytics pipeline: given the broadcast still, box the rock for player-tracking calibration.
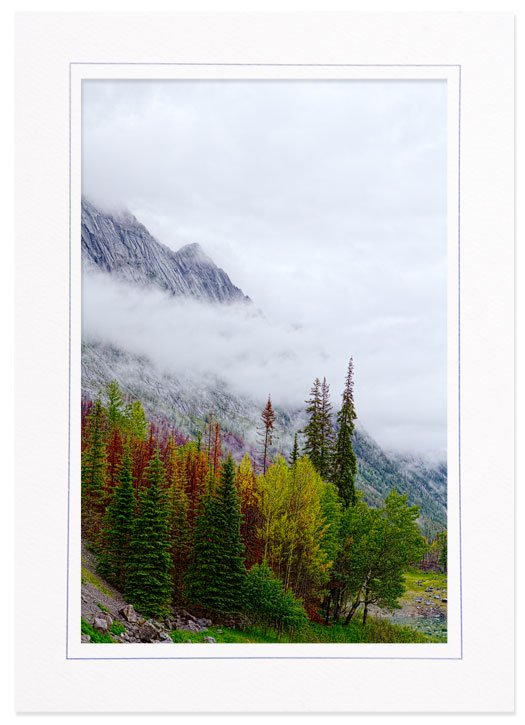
[158,631,172,642]
[99,611,113,628]
[93,617,109,633]
[203,636,217,643]
[186,639,192,643]
[119,604,139,623]
[179,609,197,622]
[197,618,212,628]
[216,628,223,634]
[138,621,160,642]
[81,634,91,643]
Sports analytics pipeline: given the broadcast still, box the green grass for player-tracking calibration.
[97,602,110,613]
[81,567,114,598]
[110,620,126,636]
[401,568,448,607]
[169,618,437,644]
[81,617,115,643]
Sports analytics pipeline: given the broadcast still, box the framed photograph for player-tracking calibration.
[14,11,514,713]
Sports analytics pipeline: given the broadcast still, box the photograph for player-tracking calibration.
[79,78,448,647]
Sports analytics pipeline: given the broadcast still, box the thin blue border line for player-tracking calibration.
[66,60,72,660]
[457,64,463,660]
[68,63,462,661]
[72,62,459,67]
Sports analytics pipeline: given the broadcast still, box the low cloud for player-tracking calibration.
[82,271,446,457]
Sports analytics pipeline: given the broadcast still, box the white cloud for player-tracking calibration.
[82,79,447,456]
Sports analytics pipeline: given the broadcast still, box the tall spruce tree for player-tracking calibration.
[302,377,335,479]
[125,448,172,618]
[302,378,322,471]
[330,358,358,507]
[185,455,246,612]
[97,443,136,589]
[81,396,107,540]
[289,433,299,466]
[168,462,192,604]
[319,377,335,479]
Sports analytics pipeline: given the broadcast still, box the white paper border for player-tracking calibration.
[15,12,514,712]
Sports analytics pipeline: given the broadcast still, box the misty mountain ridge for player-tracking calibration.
[81,198,251,304]
[81,199,447,535]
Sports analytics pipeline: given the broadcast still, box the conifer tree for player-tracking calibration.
[186,455,246,612]
[125,448,172,618]
[105,380,125,433]
[97,443,136,589]
[81,397,107,540]
[302,378,322,471]
[302,377,335,479]
[330,357,358,507]
[168,463,192,603]
[319,377,335,478]
[259,394,276,474]
[289,433,299,466]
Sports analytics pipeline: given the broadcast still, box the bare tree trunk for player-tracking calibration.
[344,596,362,625]
[362,586,370,626]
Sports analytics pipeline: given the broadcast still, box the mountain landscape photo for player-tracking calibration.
[80,79,448,646]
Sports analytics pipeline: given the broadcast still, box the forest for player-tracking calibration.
[81,358,447,643]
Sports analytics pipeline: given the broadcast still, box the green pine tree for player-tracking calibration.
[330,357,358,507]
[302,378,323,471]
[81,397,107,540]
[168,464,192,604]
[125,448,172,618]
[289,433,299,466]
[105,380,125,433]
[185,455,246,613]
[319,377,335,478]
[97,443,136,589]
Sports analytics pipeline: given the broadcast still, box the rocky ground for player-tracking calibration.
[81,543,221,644]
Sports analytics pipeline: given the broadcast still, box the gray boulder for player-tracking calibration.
[203,636,217,643]
[138,621,160,642]
[93,617,109,633]
[119,604,139,623]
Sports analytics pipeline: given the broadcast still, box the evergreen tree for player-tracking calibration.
[81,396,107,540]
[105,380,125,433]
[258,394,276,474]
[302,377,335,479]
[330,357,358,506]
[319,377,335,478]
[186,455,246,612]
[97,443,136,589]
[289,433,299,466]
[302,378,322,471]
[168,462,192,603]
[125,448,172,618]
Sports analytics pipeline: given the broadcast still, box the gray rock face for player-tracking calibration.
[81,198,250,305]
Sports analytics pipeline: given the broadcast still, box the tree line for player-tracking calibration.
[81,360,434,634]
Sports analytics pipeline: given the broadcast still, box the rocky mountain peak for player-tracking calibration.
[81,198,251,305]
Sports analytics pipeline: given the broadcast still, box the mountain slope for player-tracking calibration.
[80,200,446,535]
[81,199,250,304]
[82,340,446,535]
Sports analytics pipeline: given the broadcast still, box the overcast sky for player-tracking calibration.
[82,79,447,458]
